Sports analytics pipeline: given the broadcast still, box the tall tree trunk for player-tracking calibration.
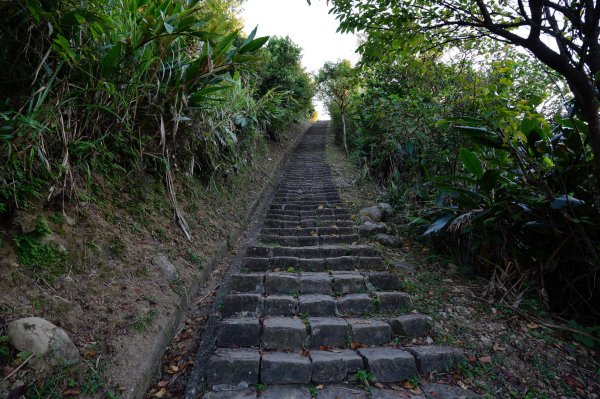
[341,112,349,154]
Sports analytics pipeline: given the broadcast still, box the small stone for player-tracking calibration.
[310,349,363,383]
[307,317,349,348]
[348,318,392,345]
[407,346,464,374]
[375,234,401,248]
[206,349,260,385]
[216,318,260,347]
[152,255,179,282]
[358,348,417,383]
[261,352,311,384]
[262,317,306,350]
[337,294,375,316]
[298,295,336,316]
[392,261,415,272]
[7,317,80,371]
[359,206,384,222]
[388,314,433,338]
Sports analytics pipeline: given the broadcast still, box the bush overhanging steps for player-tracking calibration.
[190,122,464,397]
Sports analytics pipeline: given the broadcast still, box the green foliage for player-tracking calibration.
[253,36,316,140]
[12,217,68,280]
[0,0,310,217]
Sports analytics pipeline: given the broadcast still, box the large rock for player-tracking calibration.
[359,206,384,223]
[7,317,80,371]
[152,255,179,282]
[358,221,388,237]
[375,234,401,248]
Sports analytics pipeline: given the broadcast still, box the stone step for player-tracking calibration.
[216,314,434,350]
[241,255,384,272]
[267,209,350,217]
[229,271,402,295]
[260,234,359,246]
[269,202,346,211]
[205,346,463,386]
[220,291,413,317]
[262,227,356,236]
[246,244,379,259]
[264,219,354,229]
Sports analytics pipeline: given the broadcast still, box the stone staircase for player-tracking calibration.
[199,122,465,398]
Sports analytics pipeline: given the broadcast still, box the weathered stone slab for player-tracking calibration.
[206,349,260,385]
[333,273,365,294]
[326,256,356,271]
[370,389,425,399]
[298,258,326,271]
[407,346,464,374]
[271,256,299,270]
[261,386,311,399]
[310,349,364,383]
[261,317,306,350]
[366,273,402,291]
[388,314,433,338]
[242,257,270,272]
[216,318,260,347]
[221,294,261,316]
[375,233,401,248]
[265,272,300,294]
[348,318,391,345]
[357,348,417,383]
[375,292,412,313]
[262,295,297,316]
[230,273,264,293]
[300,273,332,294]
[356,257,384,270]
[203,389,257,399]
[260,352,311,384]
[307,317,349,348]
[298,294,336,316]
[337,294,375,316]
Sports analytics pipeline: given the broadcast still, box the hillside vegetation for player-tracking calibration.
[317,0,600,337]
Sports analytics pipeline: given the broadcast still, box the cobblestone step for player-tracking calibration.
[220,291,413,317]
[229,271,403,295]
[189,122,468,397]
[205,346,463,387]
[215,314,434,349]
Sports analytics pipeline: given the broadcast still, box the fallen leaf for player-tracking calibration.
[402,381,415,389]
[527,322,539,329]
[467,355,477,364]
[493,342,506,351]
[311,231,318,237]
[316,384,324,389]
[157,380,169,388]
[457,381,468,389]
[84,350,97,359]
[153,388,167,398]
[565,375,584,390]
[62,389,80,396]
[479,356,492,363]
[389,384,402,391]
[374,382,384,388]
[410,387,423,395]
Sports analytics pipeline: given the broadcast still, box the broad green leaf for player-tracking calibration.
[459,148,484,179]
[101,43,122,77]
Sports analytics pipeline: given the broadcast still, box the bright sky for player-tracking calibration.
[240,0,360,116]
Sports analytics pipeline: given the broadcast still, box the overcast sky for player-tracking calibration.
[240,0,360,116]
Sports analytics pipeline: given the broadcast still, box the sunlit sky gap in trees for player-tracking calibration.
[241,0,360,118]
